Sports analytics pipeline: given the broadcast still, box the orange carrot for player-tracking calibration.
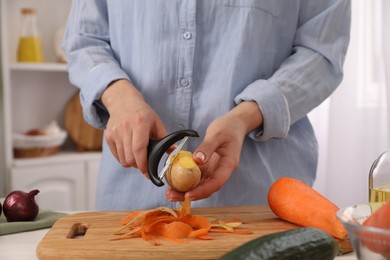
[113,199,251,244]
[362,200,390,254]
[197,235,214,240]
[267,177,347,239]
[209,229,253,235]
[119,211,143,225]
[189,228,210,238]
[156,221,193,239]
[181,215,211,230]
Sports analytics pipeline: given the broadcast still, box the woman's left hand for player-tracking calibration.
[166,101,263,202]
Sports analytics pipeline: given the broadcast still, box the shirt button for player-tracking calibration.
[180,78,189,87]
[183,31,192,40]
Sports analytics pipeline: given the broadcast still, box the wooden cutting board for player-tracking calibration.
[36,206,298,259]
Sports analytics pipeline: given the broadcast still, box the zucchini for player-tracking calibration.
[219,227,338,260]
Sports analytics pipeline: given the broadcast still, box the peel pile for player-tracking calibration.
[112,199,252,245]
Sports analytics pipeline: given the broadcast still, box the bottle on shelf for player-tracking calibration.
[17,8,44,63]
[369,150,390,208]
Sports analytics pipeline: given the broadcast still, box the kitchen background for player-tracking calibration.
[0,0,389,211]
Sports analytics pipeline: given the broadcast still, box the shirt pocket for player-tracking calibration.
[223,0,280,18]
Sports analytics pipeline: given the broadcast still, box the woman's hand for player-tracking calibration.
[101,79,168,177]
[166,101,263,201]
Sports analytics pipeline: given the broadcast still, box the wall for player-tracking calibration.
[312,0,390,208]
[0,2,5,197]
[384,0,390,144]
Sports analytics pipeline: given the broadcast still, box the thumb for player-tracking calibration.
[193,137,218,165]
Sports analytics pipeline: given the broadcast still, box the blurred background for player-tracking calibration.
[311,0,390,207]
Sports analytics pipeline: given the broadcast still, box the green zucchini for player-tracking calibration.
[219,227,338,260]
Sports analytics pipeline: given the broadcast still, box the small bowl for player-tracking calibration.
[337,203,390,260]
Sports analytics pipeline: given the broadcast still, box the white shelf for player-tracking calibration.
[13,151,102,167]
[1,0,102,211]
[10,62,67,72]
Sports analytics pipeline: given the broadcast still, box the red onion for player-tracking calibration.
[3,189,40,222]
[0,201,2,217]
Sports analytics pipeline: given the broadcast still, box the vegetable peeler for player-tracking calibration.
[147,129,199,187]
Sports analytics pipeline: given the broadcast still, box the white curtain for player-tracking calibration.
[310,0,389,208]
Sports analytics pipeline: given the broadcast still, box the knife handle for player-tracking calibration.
[147,129,199,187]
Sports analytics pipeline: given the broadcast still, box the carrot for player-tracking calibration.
[113,199,251,245]
[209,229,253,235]
[119,210,143,225]
[181,215,211,230]
[155,221,193,239]
[267,177,347,239]
[189,228,210,238]
[197,235,214,240]
[362,200,390,254]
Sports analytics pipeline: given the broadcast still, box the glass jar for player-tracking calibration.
[368,150,390,203]
[17,8,44,62]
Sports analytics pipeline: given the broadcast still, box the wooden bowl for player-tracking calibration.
[13,131,67,158]
[14,146,60,158]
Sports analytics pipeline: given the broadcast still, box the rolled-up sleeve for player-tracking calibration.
[234,0,351,141]
[62,0,130,128]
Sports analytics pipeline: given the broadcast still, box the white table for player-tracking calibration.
[0,229,48,260]
[0,227,358,260]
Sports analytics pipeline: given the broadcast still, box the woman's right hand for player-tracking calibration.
[101,79,168,177]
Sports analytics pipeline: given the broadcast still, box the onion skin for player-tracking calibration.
[165,150,201,192]
[3,189,40,222]
[0,201,2,216]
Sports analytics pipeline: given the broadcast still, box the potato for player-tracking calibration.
[165,150,201,192]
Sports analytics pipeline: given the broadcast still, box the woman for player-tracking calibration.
[62,0,351,210]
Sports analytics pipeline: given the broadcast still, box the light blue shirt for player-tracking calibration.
[63,0,351,210]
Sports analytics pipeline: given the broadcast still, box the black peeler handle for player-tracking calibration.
[147,129,199,187]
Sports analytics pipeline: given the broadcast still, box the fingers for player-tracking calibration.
[106,129,130,167]
[166,159,236,202]
[106,133,120,163]
[105,115,169,179]
[106,127,151,173]
[193,135,219,165]
[121,129,135,167]
[166,187,185,202]
[132,125,150,174]
[101,80,168,176]
[185,164,231,201]
[165,170,226,202]
[153,118,169,140]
